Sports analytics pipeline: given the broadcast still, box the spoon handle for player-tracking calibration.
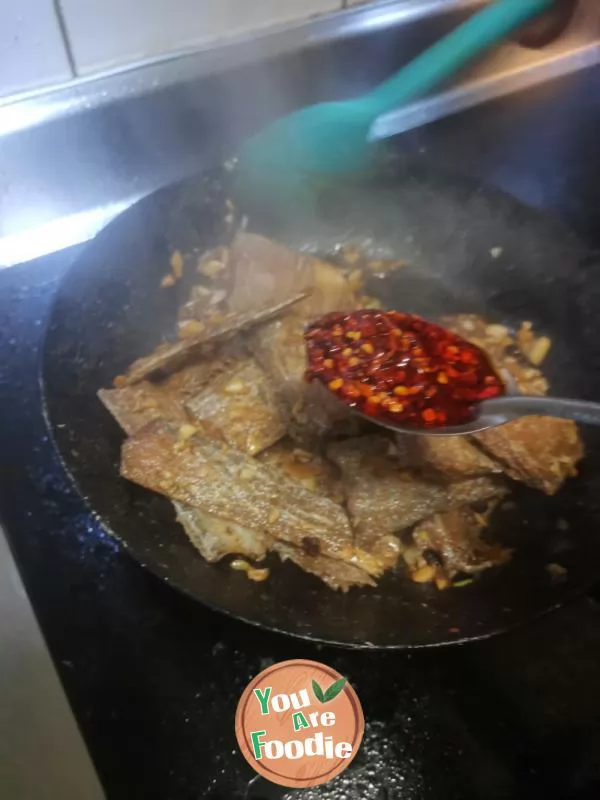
[483,395,600,427]
[365,0,554,119]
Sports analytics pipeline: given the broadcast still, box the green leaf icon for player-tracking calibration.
[312,677,347,704]
[323,677,347,703]
[312,679,325,703]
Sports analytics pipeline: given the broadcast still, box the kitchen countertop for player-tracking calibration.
[2,63,600,798]
[0,513,104,799]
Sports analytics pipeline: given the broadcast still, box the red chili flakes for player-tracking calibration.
[304,310,505,429]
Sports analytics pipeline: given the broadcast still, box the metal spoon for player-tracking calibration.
[351,394,600,437]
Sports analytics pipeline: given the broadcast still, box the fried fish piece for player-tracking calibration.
[474,417,583,495]
[162,348,243,398]
[228,232,357,317]
[251,315,359,445]
[443,314,583,494]
[227,232,314,314]
[328,436,507,546]
[396,434,502,481]
[176,501,378,591]
[174,510,376,590]
[174,503,375,591]
[99,351,244,435]
[120,293,307,385]
[174,502,271,563]
[175,478,376,591]
[121,423,370,569]
[185,358,286,455]
[257,439,342,501]
[98,381,187,436]
[272,543,376,592]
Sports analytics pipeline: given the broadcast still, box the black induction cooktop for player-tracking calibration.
[2,232,600,800]
[3,73,600,799]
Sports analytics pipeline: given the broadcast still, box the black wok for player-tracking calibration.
[42,161,600,648]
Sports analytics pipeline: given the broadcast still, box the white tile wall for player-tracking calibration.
[0,0,72,99]
[59,0,341,76]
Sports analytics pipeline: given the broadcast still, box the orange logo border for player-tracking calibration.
[235,658,364,789]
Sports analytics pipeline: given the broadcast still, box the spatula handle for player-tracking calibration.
[366,0,556,119]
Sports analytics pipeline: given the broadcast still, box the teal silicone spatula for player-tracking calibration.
[236,0,554,200]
